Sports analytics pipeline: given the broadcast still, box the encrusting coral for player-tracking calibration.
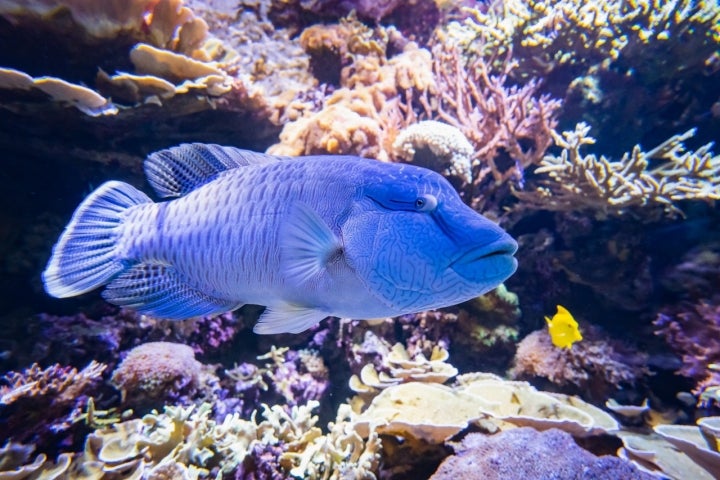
[431,427,654,480]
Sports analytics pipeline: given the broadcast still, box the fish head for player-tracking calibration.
[341,165,517,313]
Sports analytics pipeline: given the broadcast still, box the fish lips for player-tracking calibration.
[450,237,518,283]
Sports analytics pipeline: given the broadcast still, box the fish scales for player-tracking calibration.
[43,144,518,334]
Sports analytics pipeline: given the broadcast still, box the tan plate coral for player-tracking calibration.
[354,373,618,443]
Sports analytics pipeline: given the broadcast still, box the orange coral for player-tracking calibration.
[111,341,202,402]
[270,35,434,160]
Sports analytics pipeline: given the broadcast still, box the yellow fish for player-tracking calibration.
[545,305,582,349]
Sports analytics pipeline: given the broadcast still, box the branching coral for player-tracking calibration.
[449,0,720,80]
[654,296,720,399]
[515,123,720,218]
[32,399,381,479]
[511,327,650,400]
[432,42,560,197]
[257,346,330,408]
[0,361,106,445]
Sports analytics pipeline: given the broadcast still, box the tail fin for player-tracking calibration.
[43,181,152,298]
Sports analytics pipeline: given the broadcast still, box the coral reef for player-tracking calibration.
[111,341,203,404]
[431,428,654,480]
[654,296,720,399]
[511,327,650,400]
[354,373,619,443]
[0,361,106,446]
[515,123,720,219]
[7,399,382,479]
[392,120,474,184]
[2,1,720,478]
[619,416,720,479]
[431,41,561,210]
[269,15,436,160]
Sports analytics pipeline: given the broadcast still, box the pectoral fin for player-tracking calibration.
[254,304,329,334]
[280,202,342,285]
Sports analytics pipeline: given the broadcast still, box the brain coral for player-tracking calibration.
[111,341,202,403]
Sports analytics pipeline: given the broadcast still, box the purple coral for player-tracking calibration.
[0,361,106,448]
[234,443,286,480]
[430,428,655,480]
[654,295,720,395]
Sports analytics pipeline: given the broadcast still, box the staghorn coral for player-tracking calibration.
[0,361,106,446]
[654,296,720,399]
[430,428,654,480]
[515,123,720,218]
[431,42,560,203]
[279,403,381,480]
[40,399,380,479]
[448,0,720,81]
[111,341,203,404]
[511,327,650,400]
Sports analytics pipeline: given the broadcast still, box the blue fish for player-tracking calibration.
[43,144,517,334]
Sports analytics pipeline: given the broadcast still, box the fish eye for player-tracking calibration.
[415,194,437,212]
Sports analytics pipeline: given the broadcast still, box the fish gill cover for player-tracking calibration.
[0,0,719,479]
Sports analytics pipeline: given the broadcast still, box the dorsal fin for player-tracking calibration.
[144,143,280,198]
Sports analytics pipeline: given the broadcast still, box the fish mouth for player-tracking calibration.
[451,238,518,266]
[450,238,518,281]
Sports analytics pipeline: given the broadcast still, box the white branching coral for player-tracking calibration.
[515,122,720,218]
[393,120,475,183]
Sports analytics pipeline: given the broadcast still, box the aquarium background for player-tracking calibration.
[0,0,719,478]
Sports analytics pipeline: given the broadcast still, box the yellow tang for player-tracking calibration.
[545,305,583,349]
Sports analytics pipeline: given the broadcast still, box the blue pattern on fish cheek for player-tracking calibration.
[343,207,457,311]
[373,214,441,290]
